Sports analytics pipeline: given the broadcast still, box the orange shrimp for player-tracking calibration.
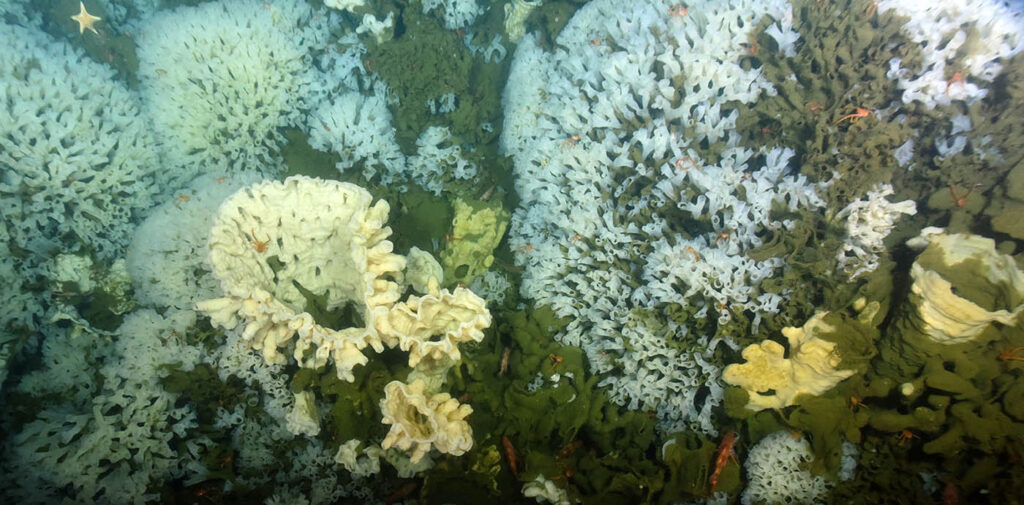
[710,430,738,492]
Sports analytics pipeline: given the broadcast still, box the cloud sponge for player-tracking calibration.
[0,23,165,260]
[136,0,331,175]
[742,431,830,505]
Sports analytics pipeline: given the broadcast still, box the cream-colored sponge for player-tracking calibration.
[723,312,856,411]
[380,379,474,463]
[197,176,493,466]
[378,286,491,378]
[196,176,405,381]
[907,232,1024,344]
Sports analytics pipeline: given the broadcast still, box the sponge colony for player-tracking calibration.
[135,0,330,175]
[0,23,165,260]
[196,175,406,381]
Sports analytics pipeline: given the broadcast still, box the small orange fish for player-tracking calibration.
[942,482,958,505]
[556,439,583,460]
[502,435,520,479]
[384,481,418,504]
[499,347,511,376]
[710,430,737,492]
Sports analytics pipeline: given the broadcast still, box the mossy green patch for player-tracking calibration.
[366,6,503,152]
[390,186,454,255]
[281,128,344,181]
[742,0,919,208]
[989,201,1024,240]
[966,51,1024,237]
[824,435,935,505]
[294,345,409,445]
[840,266,1024,496]
[660,431,740,500]
[420,445,503,503]
[439,306,679,502]
[529,0,581,49]
[161,362,248,429]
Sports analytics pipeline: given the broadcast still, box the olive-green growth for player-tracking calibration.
[365,6,504,151]
[743,0,919,208]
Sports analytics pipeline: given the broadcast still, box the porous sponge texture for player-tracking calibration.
[742,431,829,505]
[0,22,166,260]
[197,175,405,380]
[136,0,331,175]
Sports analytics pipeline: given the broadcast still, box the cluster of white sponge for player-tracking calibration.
[835,184,917,280]
[0,22,166,261]
[742,431,830,505]
[135,0,332,176]
[880,0,1024,108]
[501,0,818,435]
